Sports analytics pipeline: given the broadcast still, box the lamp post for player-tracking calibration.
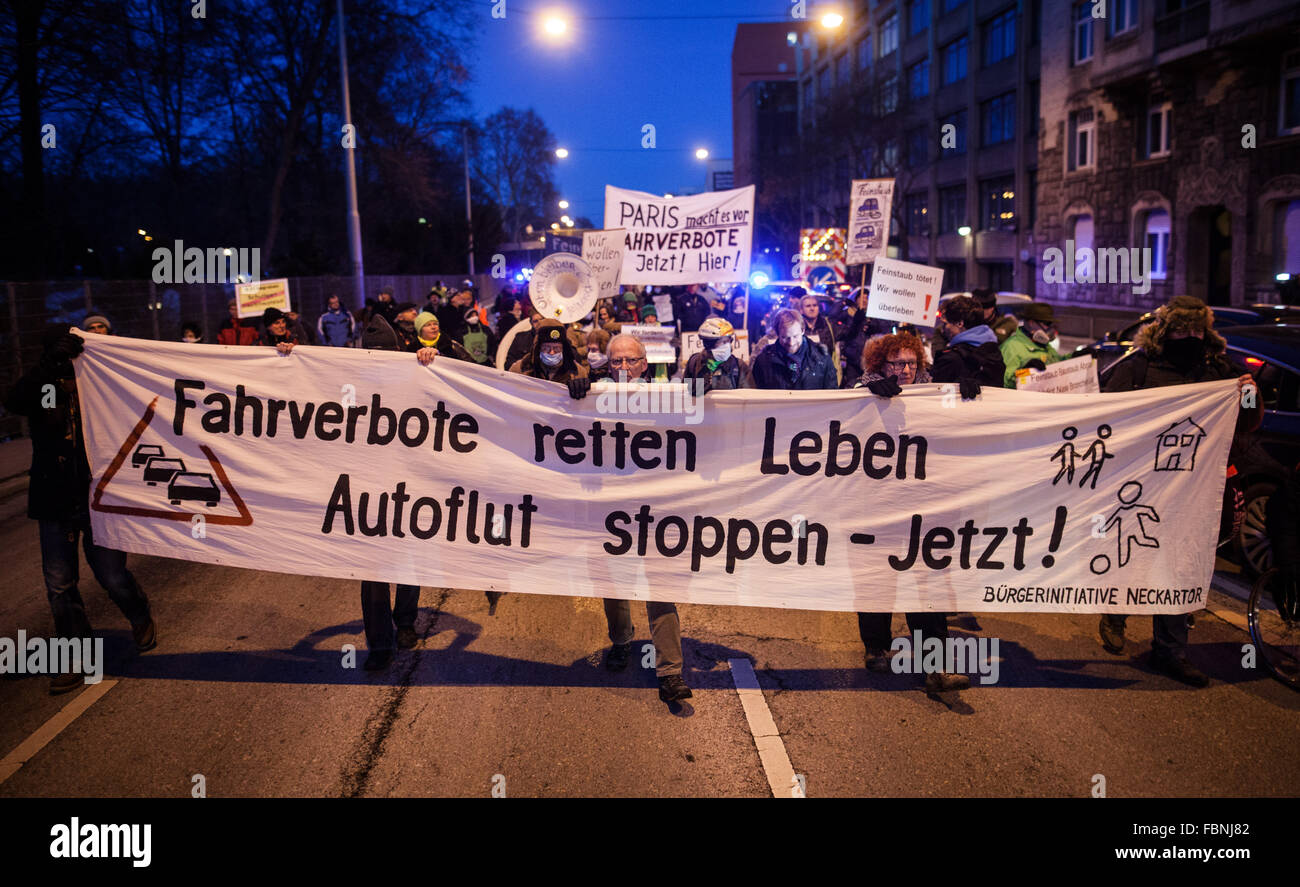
[337,0,365,310]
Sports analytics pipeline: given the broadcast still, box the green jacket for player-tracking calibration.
[1000,328,1061,388]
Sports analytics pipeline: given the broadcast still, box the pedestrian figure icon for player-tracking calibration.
[1089,480,1160,575]
[1077,424,1114,490]
[1051,426,1079,485]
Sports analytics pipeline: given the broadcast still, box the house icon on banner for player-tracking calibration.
[1153,417,1206,472]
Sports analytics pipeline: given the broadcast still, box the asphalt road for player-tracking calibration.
[1,508,1297,798]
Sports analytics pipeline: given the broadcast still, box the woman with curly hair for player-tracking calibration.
[852,331,969,692]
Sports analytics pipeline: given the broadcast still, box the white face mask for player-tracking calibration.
[588,351,608,368]
[710,342,732,362]
[540,350,563,368]
[182,335,198,343]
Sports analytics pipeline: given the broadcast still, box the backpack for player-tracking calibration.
[461,328,490,363]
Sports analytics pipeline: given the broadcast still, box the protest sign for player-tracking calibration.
[235,278,290,319]
[619,323,676,364]
[528,253,598,323]
[846,178,895,265]
[581,229,625,302]
[1017,356,1101,394]
[76,332,1236,614]
[604,185,755,285]
[682,329,750,365]
[651,295,674,323]
[867,257,944,326]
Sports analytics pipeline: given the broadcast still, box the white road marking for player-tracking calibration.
[1207,606,1248,632]
[729,658,802,798]
[0,679,119,786]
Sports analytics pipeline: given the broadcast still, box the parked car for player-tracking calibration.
[1099,323,1300,576]
[1075,304,1300,377]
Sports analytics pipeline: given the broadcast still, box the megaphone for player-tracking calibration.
[528,253,598,323]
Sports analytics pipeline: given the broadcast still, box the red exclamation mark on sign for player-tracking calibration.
[1041,506,1067,568]
[923,293,932,321]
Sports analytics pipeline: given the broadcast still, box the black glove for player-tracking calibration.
[864,375,903,398]
[43,331,85,366]
[1024,358,1046,372]
[958,378,981,401]
[567,377,591,400]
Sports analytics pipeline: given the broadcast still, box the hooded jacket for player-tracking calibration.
[930,324,1006,388]
[508,319,588,384]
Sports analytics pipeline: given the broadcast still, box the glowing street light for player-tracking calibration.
[957,225,972,237]
[137,228,147,236]
[821,11,844,28]
[541,14,568,38]
[695,148,709,160]
[561,215,573,227]
[551,222,561,230]
[558,200,569,209]
[555,147,569,159]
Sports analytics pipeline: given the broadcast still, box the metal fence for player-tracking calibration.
[0,273,493,441]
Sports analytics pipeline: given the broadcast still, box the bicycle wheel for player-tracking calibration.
[1247,568,1300,691]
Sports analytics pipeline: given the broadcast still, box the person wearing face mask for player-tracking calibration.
[508,319,588,384]
[181,321,203,344]
[749,309,838,391]
[585,328,612,381]
[683,317,750,393]
[999,302,1063,388]
[458,303,498,365]
[1098,295,1261,687]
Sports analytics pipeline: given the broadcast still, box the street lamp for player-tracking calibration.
[558,200,569,209]
[957,225,972,237]
[561,215,573,227]
[695,148,709,160]
[137,228,147,236]
[820,11,844,29]
[555,147,569,159]
[541,13,568,38]
[551,222,561,230]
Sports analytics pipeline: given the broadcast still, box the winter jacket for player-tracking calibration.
[749,338,838,390]
[217,316,259,346]
[1000,328,1062,388]
[361,314,473,360]
[930,324,1006,388]
[507,320,588,385]
[988,312,1019,344]
[672,293,710,332]
[1103,346,1261,438]
[683,350,751,393]
[317,307,355,347]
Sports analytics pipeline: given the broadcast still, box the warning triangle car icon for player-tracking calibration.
[91,396,253,526]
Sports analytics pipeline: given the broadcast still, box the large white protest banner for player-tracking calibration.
[604,185,755,285]
[846,178,895,266]
[581,229,625,302]
[867,257,944,326]
[75,333,1238,614]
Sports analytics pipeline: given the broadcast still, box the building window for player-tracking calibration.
[941,36,968,85]
[981,92,1015,146]
[881,138,899,174]
[1282,50,1300,135]
[880,13,899,57]
[1072,214,1094,278]
[1073,3,1093,64]
[906,192,930,236]
[1029,0,1041,46]
[1277,200,1300,273]
[940,109,967,155]
[941,262,966,291]
[1108,0,1138,37]
[908,57,930,100]
[1027,80,1040,135]
[1145,101,1171,158]
[1068,108,1096,170]
[879,74,899,114]
[980,176,1016,231]
[939,185,967,234]
[909,0,929,37]
[907,127,929,167]
[1144,210,1170,280]
[858,37,872,72]
[982,8,1016,67]
[982,261,1013,292]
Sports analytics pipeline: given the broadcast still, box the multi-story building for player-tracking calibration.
[794,0,1041,293]
[1036,0,1300,309]
[733,22,805,257]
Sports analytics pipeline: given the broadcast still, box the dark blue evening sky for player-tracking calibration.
[468,0,796,226]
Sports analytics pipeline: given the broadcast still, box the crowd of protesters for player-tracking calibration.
[7,274,1271,699]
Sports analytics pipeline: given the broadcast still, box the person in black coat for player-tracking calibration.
[929,295,1005,398]
[4,322,156,694]
[749,309,838,390]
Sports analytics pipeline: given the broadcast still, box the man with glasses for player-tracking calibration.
[566,334,691,704]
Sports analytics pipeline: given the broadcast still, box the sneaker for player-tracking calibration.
[396,627,418,650]
[924,671,971,692]
[132,618,157,652]
[605,642,631,671]
[49,671,83,695]
[1151,652,1209,688]
[658,674,693,702]
[1098,615,1125,655]
[363,649,394,671]
[863,647,890,673]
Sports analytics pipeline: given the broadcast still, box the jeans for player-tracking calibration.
[857,611,948,651]
[39,519,151,639]
[603,599,683,677]
[360,582,419,652]
[1103,613,1187,656]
